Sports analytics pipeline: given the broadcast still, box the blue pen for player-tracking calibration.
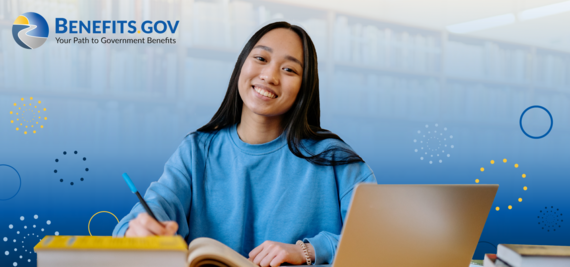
[121,173,159,222]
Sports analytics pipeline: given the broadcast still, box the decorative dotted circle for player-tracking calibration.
[478,158,527,211]
[538,206,563,232]
[413,123,453,164]
[53,150,89,185]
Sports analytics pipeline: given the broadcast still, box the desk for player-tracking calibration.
[311,260,483,267]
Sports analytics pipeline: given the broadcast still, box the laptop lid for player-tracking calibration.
[333,184,498,267]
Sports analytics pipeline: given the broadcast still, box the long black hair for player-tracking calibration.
[194,21,363,166]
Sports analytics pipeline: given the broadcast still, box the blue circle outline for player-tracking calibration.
[519,105,553,139]
[0,164,22,201]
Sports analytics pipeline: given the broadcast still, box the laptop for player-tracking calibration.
[330,184,498,267]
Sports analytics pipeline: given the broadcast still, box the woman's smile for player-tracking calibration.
[252,85,278,99]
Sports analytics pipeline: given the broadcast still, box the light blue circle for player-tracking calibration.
[520,105,553,139]
[0,164,22,201]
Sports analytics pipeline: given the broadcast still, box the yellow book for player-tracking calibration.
[35,235,257,267]
[35,235,187,251]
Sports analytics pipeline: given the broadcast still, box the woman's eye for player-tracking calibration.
[255,56,266,62]
[283,68,296,73]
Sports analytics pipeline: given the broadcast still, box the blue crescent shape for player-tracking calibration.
[22,12,49,38]
[0,164,22,201]
[12,25,32,49]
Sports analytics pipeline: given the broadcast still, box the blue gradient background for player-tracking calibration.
[1,0,570,266]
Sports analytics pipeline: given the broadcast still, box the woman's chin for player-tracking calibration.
[244,105,279,118]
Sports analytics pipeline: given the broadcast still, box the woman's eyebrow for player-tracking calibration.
[253,45,303,68]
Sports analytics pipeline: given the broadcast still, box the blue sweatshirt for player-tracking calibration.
[113,123,377,264]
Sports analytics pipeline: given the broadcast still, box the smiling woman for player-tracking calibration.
[113,21,377,267]
[198,21,364,165]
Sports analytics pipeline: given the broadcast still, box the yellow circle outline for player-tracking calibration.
[88,211,120,236]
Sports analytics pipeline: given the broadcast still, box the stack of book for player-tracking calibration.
[484,244,570,267]
[35,235,257,267]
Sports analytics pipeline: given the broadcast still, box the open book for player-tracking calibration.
[187,237,258,267]
[35,235,259,267]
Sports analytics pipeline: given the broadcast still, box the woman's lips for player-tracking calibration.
[252,85,277,99]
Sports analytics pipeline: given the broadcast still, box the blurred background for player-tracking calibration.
[1,0,569,265]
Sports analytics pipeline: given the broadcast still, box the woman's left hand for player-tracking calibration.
[248,240,308,267]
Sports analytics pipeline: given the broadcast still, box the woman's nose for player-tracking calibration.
[259,65,279,85]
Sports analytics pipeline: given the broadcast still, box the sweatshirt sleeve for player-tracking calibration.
[303,165,377,265]
[112,139,193,239]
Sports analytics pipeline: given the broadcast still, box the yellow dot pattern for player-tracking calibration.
[479,157,527,212]
[10,97,45,135]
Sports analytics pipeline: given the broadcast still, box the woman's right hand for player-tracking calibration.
[125,213,179,237]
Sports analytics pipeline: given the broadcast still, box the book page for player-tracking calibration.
[503,244,570,257]
[187,238,257,267]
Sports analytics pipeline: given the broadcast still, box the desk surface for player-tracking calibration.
[312,260,484,267]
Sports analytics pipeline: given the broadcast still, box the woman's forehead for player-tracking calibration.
[255,28,303,62]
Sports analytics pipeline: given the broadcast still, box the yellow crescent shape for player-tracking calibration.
[88,211,120,236]
[14,15,29,25]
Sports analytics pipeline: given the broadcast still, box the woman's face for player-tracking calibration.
[238,28,304,119]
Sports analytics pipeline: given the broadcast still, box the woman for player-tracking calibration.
[113,21,377,266]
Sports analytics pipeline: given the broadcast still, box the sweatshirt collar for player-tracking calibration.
[229,123,287,155]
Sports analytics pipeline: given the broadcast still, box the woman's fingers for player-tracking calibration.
[270,251,288,267]
[128,219,155,237]
[259,249,279,267]
[125,213,179,237]
[248,243,264,260]
[136,213,168,235]
[248,241,305,266]
[161,221,179,236]
[252,244,271,265]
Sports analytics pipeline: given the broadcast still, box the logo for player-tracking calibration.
[12,12,49,49]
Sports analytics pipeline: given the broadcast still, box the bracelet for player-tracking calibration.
[296,240,312,265]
